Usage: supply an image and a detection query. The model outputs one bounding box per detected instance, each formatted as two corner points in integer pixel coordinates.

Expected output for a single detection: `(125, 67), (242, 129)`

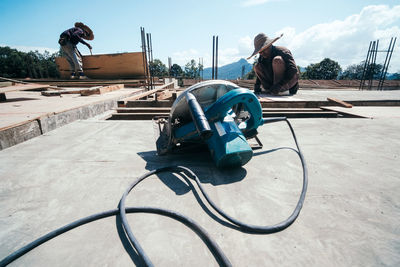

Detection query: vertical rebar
(212, 36), (215, 80)
(149, 33), (153, 62)
(168, 57), (172, 77)
(146, 33), (154, 89)
(215, 36), (218, 80)
(140, 27), (149, 90)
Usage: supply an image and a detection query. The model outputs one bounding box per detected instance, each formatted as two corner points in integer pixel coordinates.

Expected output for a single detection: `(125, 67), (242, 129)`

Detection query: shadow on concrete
(115, 214), (144, 266)
(137, 149), (247, 189)
(135, 149), (251, 233)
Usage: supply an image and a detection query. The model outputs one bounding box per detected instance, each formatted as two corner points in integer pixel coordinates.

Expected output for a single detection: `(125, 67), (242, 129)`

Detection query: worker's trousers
(61, 42), (83, 73)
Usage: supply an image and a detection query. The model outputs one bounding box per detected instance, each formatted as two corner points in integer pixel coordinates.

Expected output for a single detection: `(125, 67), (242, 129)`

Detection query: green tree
(303, 58), (342, 80)
(244, 58), (257, 80)
(0, 46), (60, 78)
(184, 59), (199, 78)
(170, 63), (183, 77)
(392, 72), (400, 80)
(149, 59), (168, 77)
(198, 61), (204, 79)
(339, 61), (382, 80)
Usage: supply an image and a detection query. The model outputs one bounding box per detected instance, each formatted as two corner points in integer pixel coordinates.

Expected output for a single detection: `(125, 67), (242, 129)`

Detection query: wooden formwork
(55, 52), (148, 79)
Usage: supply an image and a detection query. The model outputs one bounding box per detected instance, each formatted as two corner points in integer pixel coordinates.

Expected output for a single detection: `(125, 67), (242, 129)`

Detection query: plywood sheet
(55, 52), (148, 79)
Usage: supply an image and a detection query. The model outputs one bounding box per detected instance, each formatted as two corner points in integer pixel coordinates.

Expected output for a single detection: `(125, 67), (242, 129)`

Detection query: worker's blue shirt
(60, 27), (85, 46)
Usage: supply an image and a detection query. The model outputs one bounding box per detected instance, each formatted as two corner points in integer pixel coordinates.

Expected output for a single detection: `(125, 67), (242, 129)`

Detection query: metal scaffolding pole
(359, 41), (372, 90)
(146, 33), (154, 89)
(215, 36), (218, 80)
(378, 37), (397, 90)
(140, 27), (150, 90)
(368, 40), (379, 90)
(212, 36), (215, 80)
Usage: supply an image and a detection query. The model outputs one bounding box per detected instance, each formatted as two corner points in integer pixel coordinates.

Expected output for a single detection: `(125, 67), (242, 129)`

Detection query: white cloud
(0, 45), (58, 54)
(241, 0), (280, 7)
(172, 40), (253, 68)
(171, 5), (400, 72)
(171, 49), (200, 66)
(275, 5), (400, 72)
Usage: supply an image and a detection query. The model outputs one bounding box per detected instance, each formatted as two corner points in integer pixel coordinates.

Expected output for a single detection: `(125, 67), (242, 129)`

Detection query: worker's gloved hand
(87, 44), (92, 50)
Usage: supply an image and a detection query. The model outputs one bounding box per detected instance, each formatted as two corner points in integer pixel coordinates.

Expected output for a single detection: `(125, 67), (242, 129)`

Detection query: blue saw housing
(156, 80), (266, 168)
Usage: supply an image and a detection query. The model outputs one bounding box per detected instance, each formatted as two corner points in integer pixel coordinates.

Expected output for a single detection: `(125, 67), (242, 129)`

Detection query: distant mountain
(202, 58), (253, 80)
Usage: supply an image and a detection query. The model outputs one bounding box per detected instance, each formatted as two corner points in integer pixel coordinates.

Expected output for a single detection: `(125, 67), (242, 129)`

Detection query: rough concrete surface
(0, 116), (399, 266)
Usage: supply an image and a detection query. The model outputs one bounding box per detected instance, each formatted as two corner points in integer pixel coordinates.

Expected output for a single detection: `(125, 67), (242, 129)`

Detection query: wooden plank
(41, 84), (124, 96)
(327, 97), (353, 108)
(55, 52), (148, 79)
(122, 100), (174, 108)
(262, 111), (338, 118)
(41, 88), (83, 96)
(115, 107), (325, 113)
(116, 107), (171, 113)
(0, 83), (50, 93)
(120, 82), (175, 103)
(80, 84), (124, 96)
(108, 113), (170, 120)
(109, 110), (338, 120)
(321, 107), (368, 118)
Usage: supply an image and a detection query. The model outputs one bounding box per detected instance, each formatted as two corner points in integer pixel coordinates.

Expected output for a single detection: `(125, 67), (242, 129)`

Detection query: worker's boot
(78, 72), (88, 80)
(70, 72), (76, 79)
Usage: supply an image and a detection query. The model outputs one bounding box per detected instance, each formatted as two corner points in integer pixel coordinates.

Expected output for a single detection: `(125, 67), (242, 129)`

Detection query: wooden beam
(80, 84), (124, 96)
(42, 84), (124, 96)
(327, 97), (353, 108)
(41, 88), (83, 96)
(55, 52), (148, 79)
(119, 82), (175, 103)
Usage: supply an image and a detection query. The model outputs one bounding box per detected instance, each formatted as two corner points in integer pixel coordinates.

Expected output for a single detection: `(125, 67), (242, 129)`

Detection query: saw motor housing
(155, 80), (266, 168)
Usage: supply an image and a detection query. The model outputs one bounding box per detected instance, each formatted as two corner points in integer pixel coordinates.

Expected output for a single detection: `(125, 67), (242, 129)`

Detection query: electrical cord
(0, 118), (307, 267)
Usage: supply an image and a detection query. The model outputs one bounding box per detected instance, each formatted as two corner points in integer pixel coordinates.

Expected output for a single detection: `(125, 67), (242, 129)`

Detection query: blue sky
(0, 0), (399, 72)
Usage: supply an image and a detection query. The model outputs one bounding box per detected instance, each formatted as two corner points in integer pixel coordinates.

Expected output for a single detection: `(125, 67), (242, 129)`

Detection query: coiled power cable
(1, 118), (307, 267)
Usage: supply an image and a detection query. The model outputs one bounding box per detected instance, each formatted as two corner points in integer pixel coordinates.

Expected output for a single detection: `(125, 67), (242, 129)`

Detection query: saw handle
(186, 92), (213, 140)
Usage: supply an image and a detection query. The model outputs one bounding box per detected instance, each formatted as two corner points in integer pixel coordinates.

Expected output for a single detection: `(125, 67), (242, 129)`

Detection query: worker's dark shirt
(255, 45), (298, 90)
(60, 27), (85, 46)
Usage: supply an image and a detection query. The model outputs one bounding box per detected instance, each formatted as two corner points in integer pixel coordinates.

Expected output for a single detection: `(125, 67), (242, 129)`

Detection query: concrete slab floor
(0, 117), (399, 266)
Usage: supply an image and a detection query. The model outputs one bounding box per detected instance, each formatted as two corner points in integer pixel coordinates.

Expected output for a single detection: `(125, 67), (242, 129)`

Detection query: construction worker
(58, 22), (94, 79)
(248, 33), (299, 95)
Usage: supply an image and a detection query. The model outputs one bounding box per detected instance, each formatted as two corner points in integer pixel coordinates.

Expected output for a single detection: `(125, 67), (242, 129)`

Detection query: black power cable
(0, 118), (307, 267)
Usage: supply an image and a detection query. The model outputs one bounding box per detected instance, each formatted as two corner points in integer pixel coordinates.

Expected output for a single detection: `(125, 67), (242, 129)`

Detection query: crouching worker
(58, 22), (94, 79)
(248, 33), (299, 95)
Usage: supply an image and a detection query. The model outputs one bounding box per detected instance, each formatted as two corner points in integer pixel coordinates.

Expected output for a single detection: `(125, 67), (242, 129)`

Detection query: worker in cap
(248, 33), (299, 95)
(58, 22), (94, 79)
